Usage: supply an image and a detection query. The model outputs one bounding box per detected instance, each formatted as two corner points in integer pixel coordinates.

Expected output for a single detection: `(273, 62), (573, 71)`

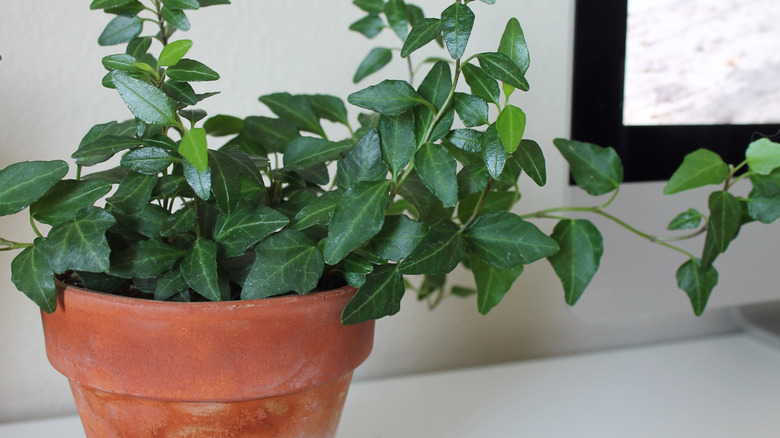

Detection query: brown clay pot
(40, 283), (375, 438)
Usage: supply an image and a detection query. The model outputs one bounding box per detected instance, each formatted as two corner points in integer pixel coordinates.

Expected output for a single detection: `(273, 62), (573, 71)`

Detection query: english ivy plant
(1, 0), (779, 323)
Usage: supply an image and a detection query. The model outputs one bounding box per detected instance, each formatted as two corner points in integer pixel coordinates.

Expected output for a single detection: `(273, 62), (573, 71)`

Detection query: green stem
(462, 178), (494, 230)
(0, 237), (32, 251)
(29, 214), (43, 239)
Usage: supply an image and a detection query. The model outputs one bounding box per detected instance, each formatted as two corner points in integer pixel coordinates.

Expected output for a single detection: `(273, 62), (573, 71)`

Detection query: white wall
(2, 0), (775, 423)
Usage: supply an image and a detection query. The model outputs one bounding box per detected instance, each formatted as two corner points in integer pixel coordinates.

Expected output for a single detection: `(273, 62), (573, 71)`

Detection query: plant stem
(462, 179), (494, 230)
(0, 237), (32, 251)
(29, 214), (43, 238)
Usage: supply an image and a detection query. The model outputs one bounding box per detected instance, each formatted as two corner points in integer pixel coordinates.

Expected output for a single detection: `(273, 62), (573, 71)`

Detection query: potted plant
(2, 0), (779, 436)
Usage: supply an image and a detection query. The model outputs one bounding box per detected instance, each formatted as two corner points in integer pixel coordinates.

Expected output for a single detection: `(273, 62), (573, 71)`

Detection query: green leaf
(384, 0), (409, 40)
(44, 207), (116, 273)
(208, 149), (242, 213)
(91, 0), (136, 9)
(161, 207), (197, 237)
(290, 191), (342, 230)
(154, 269), (189, 301)
(368, 214), (428, 261)
(158, 39), (193, 67)
(336, 129), (386, 188)
(180, 238), (223, 301)
(243, 229), (324, 299)
(120, 147), (174, 175)
(397, 172), (453, 225)
(183, 158), (211, 200)
(472, 255), (523, 315)
(342, 264), (405, 325)
(166, 59), (220, 82)
(213, 203), (289, 258)
(161, 81), (198, 106)
(259, 92), (325, 137)
(495, 105), (526, 153)
(498, 17), (530, 75)
(441, 3), (474, 59)
(111, 72), (178, 125)
(72, 135), (143, 166)
(98, 14), (143, 46)
(417, 60), (452, 111)
(398, 219), (465, 275)
(244, 116), (300, 153)
(482, 124), (507, 179)
(304, 94), (350, 126)
(354, 0), (385, 13)
(342, 253), (374, 288)
(379, 112), (416, 179)
(465, 212), (559, 268)
(284, 137), (354, 170)
(415, 142), (458, 207)
(349, 14), (385, 39)
(163, 0), (199, 8)
(203, 114), (243, 136)
(324, 180), (392, 264)
(12, 238), (56, 313)
(457, 190), (516, 224)
(664, 149), (729, 195)
(457, 164), (490, 200)
(179, 127), (208, 171)
(104, 1), (145, 15)
(461, 63), (500, 106)
(476, 52), (529, 91)
(0, 161), (68, 216)
(348, 80), (428, 116)
(514, 139), (546, 186)
(668, 209), (704, 230)
(160, 6), (190, 31)
(105, 171), (156, 214)
(110, 239), (186, 279)
(108, 203), (170, 239)
(553, 138), (623, 196)
(547, 219), (603, 306)
(453, 93), (489, 127)
(747, 189), (780, 224)
(401, 18), (442, 58)
(746, 138), (780, 175)
(446, 128), (483, 153)
(101, 54), (142, 73)
(750, 167), (780, 197)
(30, 180), (112, 226)
(126, 36), (152, 58)
(708, 191), (742, 254)
(677, 259), (718, 316)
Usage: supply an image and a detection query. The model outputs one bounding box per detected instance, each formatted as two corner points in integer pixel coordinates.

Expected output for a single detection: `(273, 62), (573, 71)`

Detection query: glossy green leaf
(441, 3), (474, 59)
(183, 158), (211, 200)
(461, 63), (500, 106)
(398, 219), (465, 275)
(259, 92), (325, 137)
(101, 54), (142, 73)
(401, 18), (442, 58)
(44, 207), (115, 273)
(163, 0), (200, 8)
(304, 94), (350, 126)
(447, 129), (483, 153)
(91, 0), (135, 9)
(11, 238), (56, 313)
(126, 36), (152, 58)
(677, 259), (718, 316)
(179, 127), (208, 171)
(154, 269), (189, 301)
(110, 239), (186, 278)
(341, 254), (374, 288)
(348, 80), (428, 116)
(166, 59), (220, 82)
(397, 172), (453, 225)
(243, 229), (324, 299)
(208, 149), (242, 213)
(746, 138), (780, 175)
(244, 116), (299, 153)
(161, 207), (197, 237)
(0, 161), (68, 216)
(108, 203), (170, 239)
(350, 14), (385, 39)
(747, 189), (780, 224)
(472, 255), (523, 315)
(750, 167), (780, 197)
(708, 191), (742, 254)
(336, 129), (386, 188)
(30, 180), (112, 226)
(514, 139), (546, 186)
(465, 212), (558, 268)
(453, 93), (489, 127)
(415, 142), (458, 207)
(417, 60), (452, 111)
(495, 105), (526, 153)
(291, 191), (342, 230)
(379, 112), (416, 179)
(120, 147), (174, 175)
(283, 137), (354, 170)
(158, 39), (193, 67)
(476, 52), (529, 91)
(161, 81), (198, 106)
(98, 14), (143, 46)
(105, 171), (156, 214)
(180, 238), (222, 301)
(498, 18), (530, 75)
(553, 138), (623, 196)
(547, 219), (603, 306)
(342, 264), (404, 325)
(668, 209), (704, 230)
(457, 164), (490, 200)
(160, 6), (190, 31)
(368, 214), (428, 261)
(354, 0), (385, 13)
(111, 72), (178, 125)
(72, 135), (142, 166)
(384, 0), (409, 40)
(104, 1), (145, 14)
(664, 149), (729, 195)
(214, 203), (289, 258)
(203, 114), (243, 136)
(482, 124), (507, 179)
(324, 180), (392, 264)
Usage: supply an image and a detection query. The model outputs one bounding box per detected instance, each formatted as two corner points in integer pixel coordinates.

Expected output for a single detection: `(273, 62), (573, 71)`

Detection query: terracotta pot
(41, 283), (374, 438)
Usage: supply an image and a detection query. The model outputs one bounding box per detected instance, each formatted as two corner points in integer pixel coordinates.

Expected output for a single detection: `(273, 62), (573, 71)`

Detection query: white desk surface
(3, 332), (780, 437)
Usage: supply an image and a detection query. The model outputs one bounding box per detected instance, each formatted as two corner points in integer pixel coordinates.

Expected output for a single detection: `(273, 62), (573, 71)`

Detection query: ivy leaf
(342, 264), (405, 325)
(677, 259), (718, 316)
(348, 80), (429, 116)
(0, 161), (68, 216)
(283, 137), (354, 170)
(379, 112), (417, 179)
(160, 6), (190, 31)
(447, 129), (483, 153)
(354, 0), (386, 14)
(30, 180), (112, 226)
(401, 18), (442, 58)
(415, 142), (458, 207)
(110, 239), (186, 279)
(553, 138), (623, 196)
(11, 238), (57, 313)
(746, 138), (780, 175)
(244, 116), (300, 153)
(354, 48), (393, 83)
(453, 93), (489, 127)
(166, 59), (220, 82)
(397, 172), (453, 225)
(105, 171), (156, 214)
(483, 124), (507, 179)
(368, 214), (429, 261)
(465, 212), (558, 269)
(158, 39), (193, 67)
(336, 129), (386, 189)
(154, 269), (189, 301)
(441, 3), (474, 59)
(664, 149), (729, 195)
(72, 135), (143, 166)
(162, 0), (200, 9)
(101, 54), (142, 73)
(108, 203), (170, 239)
(213, 203), (289, 258)
(384, 0), (409, 41)
(259, 92), (325, 137)
(91, 0), (136, 9)
(98, 14), (143, 46)
(471, 255), (523, 315)
(547, 219), (604, 306)
(398, 219), (465, 275)
(461, 63), (500, 106)
(350, 14), (385, 39)
(180, 238), (222, 301)
(242, 230), (324, 299)
(747, 189), (780, 224)
(111, 72), (178, 126)
(291, 191), (342, 231)
(668, 209), (704, 230)
(179, 127), (208, 171)
(208, 149), (242, 213)
(324, 181), (393, 264)
(120, 147), (174, 175)
(457, 164), (490, 200)
(476, 52), (529, 91)
(44, 207), (116, 273)
(183, 158), (212, 200)
(498, 17), (530, 75)
(513, 139), (546, 186)
(495, 105), (526, 153)
(708, 191), (742, 254)
(204, 114), (243, 136)
(304, 94), (350, 126)
(161, 207), (197, 237)
(161, 81), (198, 106)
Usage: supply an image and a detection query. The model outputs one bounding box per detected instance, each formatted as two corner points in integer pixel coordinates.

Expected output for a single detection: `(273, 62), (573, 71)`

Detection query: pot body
(41, 283), (374, 438)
